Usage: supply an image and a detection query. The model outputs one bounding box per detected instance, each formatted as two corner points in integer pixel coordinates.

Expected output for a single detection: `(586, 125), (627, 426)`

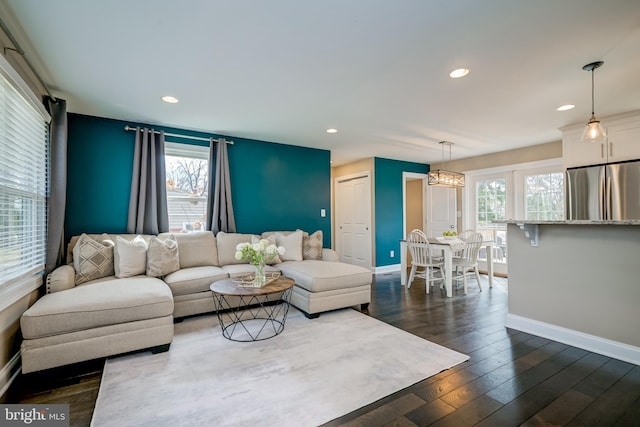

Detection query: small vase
(253, 262), (266, 287)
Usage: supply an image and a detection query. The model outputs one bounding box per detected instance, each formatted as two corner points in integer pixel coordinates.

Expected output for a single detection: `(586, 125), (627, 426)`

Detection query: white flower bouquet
(234, 239), (285, 265)
(235, 239), (286, 286)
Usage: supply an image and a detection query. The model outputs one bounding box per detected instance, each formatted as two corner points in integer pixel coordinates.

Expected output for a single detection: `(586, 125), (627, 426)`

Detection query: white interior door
(336, 174), (372, 269)
(425, 185), (457, 237)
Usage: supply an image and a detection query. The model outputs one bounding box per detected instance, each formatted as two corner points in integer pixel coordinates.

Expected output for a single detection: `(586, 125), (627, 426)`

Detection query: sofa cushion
(73, 233), (115, 285)
(216, 232), (257, 265)
(146, 235), (180, 277)
(114, 235), (148, 278)
(278, 260), (372, 293)
(20, 277), (173, 339)
(303, 230), (323, 260)
(275, 230), (304, 261)
(163, 266), (229, 296)
(165, 231), (218, 268)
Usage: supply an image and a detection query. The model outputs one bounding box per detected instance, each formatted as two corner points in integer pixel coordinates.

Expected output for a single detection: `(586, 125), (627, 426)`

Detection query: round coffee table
(210, 276), (295, 342)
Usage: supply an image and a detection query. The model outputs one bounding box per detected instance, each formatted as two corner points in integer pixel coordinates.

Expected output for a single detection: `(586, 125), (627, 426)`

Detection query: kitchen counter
(504, 222), (640, 364)
(503, 219), (640, 225)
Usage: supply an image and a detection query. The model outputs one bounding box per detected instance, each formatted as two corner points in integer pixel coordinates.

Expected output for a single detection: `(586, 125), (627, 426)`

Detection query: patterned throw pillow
(146, 235), (180, 277)
(73, 233), (115, 285)
(303, 230), (323, 260)
(114, 235), (148, 278)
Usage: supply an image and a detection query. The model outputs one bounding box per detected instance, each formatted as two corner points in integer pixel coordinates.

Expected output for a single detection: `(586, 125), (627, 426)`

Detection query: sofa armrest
(46, 265), (76, 294)
(322, 248), (339, 262)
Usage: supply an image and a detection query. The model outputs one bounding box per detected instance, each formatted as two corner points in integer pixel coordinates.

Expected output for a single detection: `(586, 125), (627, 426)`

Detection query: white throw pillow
(146, 234), (180, 277)
(114, 235), (148, 278)
(275, 230), (303, 261)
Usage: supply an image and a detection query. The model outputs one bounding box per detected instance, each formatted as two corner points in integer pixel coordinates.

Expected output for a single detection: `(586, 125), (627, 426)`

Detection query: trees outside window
(164, 143), (209, 232)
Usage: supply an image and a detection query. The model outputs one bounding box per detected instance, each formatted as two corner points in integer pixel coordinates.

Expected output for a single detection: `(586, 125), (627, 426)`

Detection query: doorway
(402, 172), (457, 238)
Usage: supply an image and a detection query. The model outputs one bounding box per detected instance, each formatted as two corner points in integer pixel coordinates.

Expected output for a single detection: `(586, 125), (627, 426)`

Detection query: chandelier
(427, 141), (465, 188)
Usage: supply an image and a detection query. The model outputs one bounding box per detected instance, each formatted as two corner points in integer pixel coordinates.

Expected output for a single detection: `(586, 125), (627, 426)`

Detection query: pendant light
(581, 61), (606, 143)
(427, 141), (465, 187)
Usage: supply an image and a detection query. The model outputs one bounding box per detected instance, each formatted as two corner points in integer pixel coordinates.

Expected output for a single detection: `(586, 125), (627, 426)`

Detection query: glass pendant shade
(427, 169), (465, 187)
(581, 61), (606, 143)
(581, 115), (607, 143)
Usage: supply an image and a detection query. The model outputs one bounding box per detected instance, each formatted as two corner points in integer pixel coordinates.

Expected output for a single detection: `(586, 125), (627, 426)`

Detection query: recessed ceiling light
(556, 104), (575, 111)
(449, 68), (470, 78)
(326, 128), (338, 134)
(161, 95), (179, 104)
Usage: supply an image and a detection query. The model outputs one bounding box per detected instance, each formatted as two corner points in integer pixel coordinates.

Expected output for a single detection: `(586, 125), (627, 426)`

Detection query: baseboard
(0, 352), (21, 400)
(374, 264), (400, 274)
(506, 313), (640, 365)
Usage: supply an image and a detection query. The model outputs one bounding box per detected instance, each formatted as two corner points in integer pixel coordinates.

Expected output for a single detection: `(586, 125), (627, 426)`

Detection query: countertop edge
(501, 219), (640, 225)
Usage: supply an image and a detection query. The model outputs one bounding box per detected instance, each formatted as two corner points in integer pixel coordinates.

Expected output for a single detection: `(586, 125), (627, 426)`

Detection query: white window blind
(0, 55), (49, 304)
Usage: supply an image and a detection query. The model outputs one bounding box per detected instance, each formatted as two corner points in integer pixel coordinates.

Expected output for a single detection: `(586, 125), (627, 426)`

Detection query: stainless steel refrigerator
(566, 160), (640, 220)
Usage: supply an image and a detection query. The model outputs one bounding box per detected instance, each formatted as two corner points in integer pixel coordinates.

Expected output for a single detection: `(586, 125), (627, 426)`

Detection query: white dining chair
(406, 229), (444, 294)
(451, 231), (483, 294)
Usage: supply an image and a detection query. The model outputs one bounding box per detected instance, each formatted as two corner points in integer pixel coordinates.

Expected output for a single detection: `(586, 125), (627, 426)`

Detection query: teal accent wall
(374, 157), (429, 267)
(66, 114), (331, 246)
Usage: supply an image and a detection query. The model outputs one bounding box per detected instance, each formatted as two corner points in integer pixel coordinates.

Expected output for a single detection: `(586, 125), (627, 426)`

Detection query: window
(475, 177), (508, 263)
(476, 178), (507, 227)
(524, 172), (564, 220)
(465, 160), (564, 275)
(0, 55), (50, 305)
(164, 142), (209, 232)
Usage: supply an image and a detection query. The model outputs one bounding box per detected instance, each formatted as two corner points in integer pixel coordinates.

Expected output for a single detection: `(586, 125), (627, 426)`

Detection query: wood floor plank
(335, 393), (426, 427)
(429, 394), (504, 427)
(566, 366), (640, 427)
(520, 389), (594, 427)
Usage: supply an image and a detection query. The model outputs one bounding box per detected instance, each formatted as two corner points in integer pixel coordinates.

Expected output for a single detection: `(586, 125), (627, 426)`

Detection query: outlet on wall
(390, 250), (395, 258)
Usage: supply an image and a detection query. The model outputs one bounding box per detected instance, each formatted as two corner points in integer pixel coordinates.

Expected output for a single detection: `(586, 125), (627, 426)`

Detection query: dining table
(400, 237), (494, 297)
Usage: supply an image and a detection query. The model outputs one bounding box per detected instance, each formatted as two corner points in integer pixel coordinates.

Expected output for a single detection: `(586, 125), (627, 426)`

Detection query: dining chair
(457, 229), (479, 242)
(406, 229), (444, 294)
(451, 229), (477, 260)
(451, 231), (483, 294)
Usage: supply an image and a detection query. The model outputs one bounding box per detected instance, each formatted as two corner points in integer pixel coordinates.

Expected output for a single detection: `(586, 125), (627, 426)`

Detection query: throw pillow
(275, 229), (303, 261)
(73, 233), (115, 285)
(251, 235), (281, 264)
(303, 230), (323, 260)
(167, 231), (218, 268)
(146, 234), (180, 277)
(216, 231), (257, 265)
(114, 235), (148, 278)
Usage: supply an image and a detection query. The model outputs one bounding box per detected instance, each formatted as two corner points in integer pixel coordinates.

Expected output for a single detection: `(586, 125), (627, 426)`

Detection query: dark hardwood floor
(6, 272), (640, 426)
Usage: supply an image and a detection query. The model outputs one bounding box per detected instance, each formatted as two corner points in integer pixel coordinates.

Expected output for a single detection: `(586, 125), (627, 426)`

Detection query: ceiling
(3, 0), (640, 166)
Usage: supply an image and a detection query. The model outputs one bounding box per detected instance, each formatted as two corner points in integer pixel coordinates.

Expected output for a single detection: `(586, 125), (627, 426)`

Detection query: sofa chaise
(20, 230), (372, 373)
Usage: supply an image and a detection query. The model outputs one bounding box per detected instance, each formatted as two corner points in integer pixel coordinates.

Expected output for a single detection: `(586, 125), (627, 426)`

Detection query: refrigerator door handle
(605, 175), (611, 220)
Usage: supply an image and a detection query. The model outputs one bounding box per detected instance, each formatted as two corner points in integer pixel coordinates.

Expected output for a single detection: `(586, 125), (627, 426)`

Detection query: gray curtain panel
(45, 97), (67, 272)
(206, 138), (236, 233)
(127, 128), (169, 234)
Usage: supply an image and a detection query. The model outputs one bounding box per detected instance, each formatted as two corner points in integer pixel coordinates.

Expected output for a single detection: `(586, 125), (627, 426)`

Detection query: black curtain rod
(123, 125), (233, 144)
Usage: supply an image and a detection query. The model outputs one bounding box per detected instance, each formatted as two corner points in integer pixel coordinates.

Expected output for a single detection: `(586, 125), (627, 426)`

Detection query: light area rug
(91, 308), (468, 427)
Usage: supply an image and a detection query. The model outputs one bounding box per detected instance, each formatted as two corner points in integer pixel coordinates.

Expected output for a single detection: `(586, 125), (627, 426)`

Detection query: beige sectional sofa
(20, 230), (371, 373)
